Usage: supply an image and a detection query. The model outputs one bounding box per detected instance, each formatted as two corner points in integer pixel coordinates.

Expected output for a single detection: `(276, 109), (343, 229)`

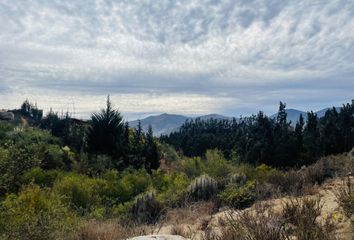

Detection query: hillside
(130, 107), (341, 136)
(129, 113), (231, 136)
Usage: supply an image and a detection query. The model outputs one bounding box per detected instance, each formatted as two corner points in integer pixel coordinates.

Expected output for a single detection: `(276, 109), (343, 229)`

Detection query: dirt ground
(150, 177), (353, 240)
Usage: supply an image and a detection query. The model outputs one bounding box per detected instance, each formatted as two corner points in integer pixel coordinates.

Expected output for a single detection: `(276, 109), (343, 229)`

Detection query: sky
(0, 0), (354, 120)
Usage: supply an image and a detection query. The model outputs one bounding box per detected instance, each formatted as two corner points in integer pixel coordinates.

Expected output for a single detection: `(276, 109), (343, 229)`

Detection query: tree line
(161, 101), (354, 168)
(21, 96), (160, 173)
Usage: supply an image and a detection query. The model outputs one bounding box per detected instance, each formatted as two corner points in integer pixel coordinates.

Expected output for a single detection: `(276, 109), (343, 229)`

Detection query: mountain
(195, 114), (232, 121)
(271, 107), (342, 125)
(129, 113), (231, 136)
(129, 113), (188, 136)
(130, 107), (342, 136)
(271, 109), (307, 125)
(316, 107), (341, 118)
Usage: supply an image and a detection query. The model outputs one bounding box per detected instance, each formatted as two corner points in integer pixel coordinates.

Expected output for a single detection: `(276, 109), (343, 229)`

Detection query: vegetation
(162, 101), (354, 168)
(0, 98), (353, 239)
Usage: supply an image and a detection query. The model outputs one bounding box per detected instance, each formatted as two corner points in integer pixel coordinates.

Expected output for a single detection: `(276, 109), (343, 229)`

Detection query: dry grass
(335, 177), (354, 218)
(76, 221), (152, 240)
(201, 198), (338, 240)
(163, 201), (215, 226)
(282, 197), (337, 240)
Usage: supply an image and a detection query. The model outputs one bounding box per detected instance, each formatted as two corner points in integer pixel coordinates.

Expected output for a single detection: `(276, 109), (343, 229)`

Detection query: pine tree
(145, 125), (160, 171)
(303, 111), (320, 165)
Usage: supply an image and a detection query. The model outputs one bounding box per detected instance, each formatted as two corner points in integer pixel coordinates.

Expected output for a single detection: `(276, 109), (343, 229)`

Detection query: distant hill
(316, 107), (341, 118)
(130, 107), (342, 136)
(129, 113), (189, 136)
(270, 109), (307, 125)
(195, 114), (232, 121)
(129, 113), (231, 136)
(271, 107), (341, 125)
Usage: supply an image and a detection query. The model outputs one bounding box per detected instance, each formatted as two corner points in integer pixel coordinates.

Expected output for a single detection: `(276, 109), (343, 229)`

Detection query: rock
(129, 235), (187, 240)
(0, 111), (14, 121)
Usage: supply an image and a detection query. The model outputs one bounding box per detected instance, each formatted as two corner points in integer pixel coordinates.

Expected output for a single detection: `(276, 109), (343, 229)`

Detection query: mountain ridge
(129, 107), (341, 136)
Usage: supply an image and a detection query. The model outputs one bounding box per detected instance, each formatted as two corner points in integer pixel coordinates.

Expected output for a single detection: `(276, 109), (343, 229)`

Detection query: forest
(0, 98), (353, 240)
(162, 101), (354, 168)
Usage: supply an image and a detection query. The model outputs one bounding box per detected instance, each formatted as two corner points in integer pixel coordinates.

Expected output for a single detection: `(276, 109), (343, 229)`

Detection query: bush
(0, 185), (77, 240)
(0, 122), (14, 142)
(131, 191), (164, 224)
(158, 143), (180, 164)
(53, 174), (105, 214)
(41, 144), (68, 170)
(152, 170), (190, 206)
(204, 149), (234, 182)
(282, 198), (337, 240)
(335, 177), (354, 218)
(218, 180), (256, 209)
(179, 156), (206, 179)
(21, 167), (65, 187)
(187, 175), (218, 201)
(0, 144), (42, 195)
(119, 169), (151, 197)
(220, 203), (288, 240)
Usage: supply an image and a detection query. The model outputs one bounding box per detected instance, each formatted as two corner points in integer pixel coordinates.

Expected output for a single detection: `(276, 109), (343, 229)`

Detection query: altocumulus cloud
(0, 0), (354, 119)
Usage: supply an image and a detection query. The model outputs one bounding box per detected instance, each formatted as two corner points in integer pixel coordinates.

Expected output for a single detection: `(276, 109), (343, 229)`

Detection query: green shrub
(41, 144), (68, 169)
(0, 185), (77, 240)
(158, 143), (180, 164)
(254, 164), (279, 183)
(101, 170), (135, 205)
(21, 167), (65, 187)
(218, 180), (256, 209)
(0, 122), (14, 142)
(53, 174), (105, 214)
(204, 149), (234, 182)
(152, 170), (190, 206)
(119, 168), (151, 197)
(0, 144), (42, 195)
(179, 156), (206, 179)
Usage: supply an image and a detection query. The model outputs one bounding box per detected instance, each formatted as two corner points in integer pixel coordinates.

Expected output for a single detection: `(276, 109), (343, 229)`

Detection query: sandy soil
(150, 177), (353, 240)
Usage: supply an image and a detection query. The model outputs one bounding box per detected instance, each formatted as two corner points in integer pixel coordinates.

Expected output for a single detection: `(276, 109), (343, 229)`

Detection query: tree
(87, 96), (125, 161)
(144, 125), (160, 171)
(303, 111), (320, 165)
(131, 120), (145, 168)
(294, 114), (304, 162)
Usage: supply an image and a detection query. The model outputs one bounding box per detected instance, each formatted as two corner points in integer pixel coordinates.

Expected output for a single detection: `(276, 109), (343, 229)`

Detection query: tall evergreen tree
(303, 111), (320, 165)
(87, 96), (125, 161)
(145, 125), (160, 171)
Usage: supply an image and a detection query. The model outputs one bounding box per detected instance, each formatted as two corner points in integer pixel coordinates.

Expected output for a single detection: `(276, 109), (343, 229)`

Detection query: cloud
(0, 0), (353, 119)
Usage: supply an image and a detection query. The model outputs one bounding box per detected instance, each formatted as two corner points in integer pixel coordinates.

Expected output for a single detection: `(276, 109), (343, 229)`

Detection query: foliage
(187, 174), (218, 201)
(131, 191), (164, 224)
(218, 180), (256, 209)
(158, 142), (180, 164)
(204, 149), (234, 182)
(152, 170), (190, 206)
(0, 144), (42, 194)
(0, 185), (77, 240)
(21, 167), (65, 188)
(179, 156), (206, 179)
(162, 101), (354, 168)
(53, 174), (105, 214)
(20, 99), (43, 122)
